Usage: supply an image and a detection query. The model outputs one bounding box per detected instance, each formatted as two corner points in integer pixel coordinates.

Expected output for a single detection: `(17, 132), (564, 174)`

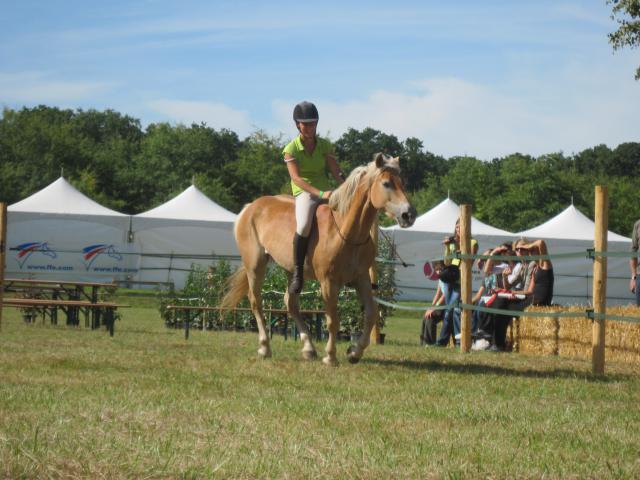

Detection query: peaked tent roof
(8, 177), (126, 216)
(135, 185), (237, 222)
(390, 198), (512, 236)
(515, 205), (630, 242)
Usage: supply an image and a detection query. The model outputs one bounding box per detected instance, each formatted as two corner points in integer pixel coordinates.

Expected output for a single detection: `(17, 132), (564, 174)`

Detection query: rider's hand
(322, 190), (332, 200)
(630, 277), (636, 294)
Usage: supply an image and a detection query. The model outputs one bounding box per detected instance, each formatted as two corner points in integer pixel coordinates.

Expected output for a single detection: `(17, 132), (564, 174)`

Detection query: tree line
(1, 105), (639, 236)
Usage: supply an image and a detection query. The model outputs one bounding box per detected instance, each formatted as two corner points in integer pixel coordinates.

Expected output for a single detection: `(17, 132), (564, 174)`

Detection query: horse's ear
(389, 156), (401, 171)
(374, 152), (385, 168)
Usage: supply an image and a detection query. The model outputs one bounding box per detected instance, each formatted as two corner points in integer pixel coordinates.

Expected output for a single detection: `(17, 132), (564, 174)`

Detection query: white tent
(516, 205), (629, 242)
(130, 185), (239, 289)
(514, 205), (632, 306)
(6, 177), (135, 281)
(390, 197), (513, 237)
(387, 198), (513, 301)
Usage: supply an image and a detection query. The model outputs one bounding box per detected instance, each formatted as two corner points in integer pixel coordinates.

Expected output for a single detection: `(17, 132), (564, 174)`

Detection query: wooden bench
(4, 278), (119, 327)
(165, 305), (326, 341)
(2, 298), (129, 336)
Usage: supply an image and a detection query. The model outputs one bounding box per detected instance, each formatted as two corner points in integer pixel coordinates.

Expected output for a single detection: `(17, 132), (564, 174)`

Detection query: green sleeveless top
(283, 135), (334, 196)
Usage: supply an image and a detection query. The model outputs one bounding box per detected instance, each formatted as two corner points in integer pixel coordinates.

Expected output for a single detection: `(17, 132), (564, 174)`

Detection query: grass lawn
(1, 297), (639, 479)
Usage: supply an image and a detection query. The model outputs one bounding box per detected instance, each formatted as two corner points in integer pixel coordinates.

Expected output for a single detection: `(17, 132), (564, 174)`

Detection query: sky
(1, 0), (639, 160)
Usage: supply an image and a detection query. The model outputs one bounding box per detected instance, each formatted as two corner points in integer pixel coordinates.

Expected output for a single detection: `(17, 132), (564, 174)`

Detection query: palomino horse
(220, 153), (416, 365)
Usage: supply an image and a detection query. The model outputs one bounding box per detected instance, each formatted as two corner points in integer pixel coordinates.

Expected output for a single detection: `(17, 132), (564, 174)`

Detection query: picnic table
(2, 278), (124, 332)
(165, 304), (326, 341)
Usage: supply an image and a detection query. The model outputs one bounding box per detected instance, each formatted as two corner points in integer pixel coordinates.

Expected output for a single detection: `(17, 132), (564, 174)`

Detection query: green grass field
(1, 297), (639, 479)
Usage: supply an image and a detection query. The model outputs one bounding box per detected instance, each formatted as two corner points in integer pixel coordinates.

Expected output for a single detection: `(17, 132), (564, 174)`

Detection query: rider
(283, 101), (345, 294)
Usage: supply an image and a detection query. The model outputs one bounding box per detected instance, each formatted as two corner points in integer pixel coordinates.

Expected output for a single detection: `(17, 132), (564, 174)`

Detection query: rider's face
(298, 121), (317, 139)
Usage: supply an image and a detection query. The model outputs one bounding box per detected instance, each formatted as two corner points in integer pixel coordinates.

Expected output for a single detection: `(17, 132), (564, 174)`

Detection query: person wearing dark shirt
(486, 239), (554, 351)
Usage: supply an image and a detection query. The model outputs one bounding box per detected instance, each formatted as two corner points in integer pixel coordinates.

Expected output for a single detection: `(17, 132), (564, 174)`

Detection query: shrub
(159, 235), (399, 338)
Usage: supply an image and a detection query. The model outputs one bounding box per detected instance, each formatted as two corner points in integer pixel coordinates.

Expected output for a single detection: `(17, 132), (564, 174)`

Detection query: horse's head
(370, 153), (416, 228)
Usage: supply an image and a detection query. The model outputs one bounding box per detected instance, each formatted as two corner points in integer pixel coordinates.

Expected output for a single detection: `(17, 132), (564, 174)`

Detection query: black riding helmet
(293, 101), (319, 123)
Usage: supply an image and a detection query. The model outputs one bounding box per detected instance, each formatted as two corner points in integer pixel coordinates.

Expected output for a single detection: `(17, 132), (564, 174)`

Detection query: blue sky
(1, 0), (638, 159)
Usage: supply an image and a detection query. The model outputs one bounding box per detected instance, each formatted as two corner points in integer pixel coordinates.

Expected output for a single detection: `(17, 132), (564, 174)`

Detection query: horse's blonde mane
(328, 161), (379, 216)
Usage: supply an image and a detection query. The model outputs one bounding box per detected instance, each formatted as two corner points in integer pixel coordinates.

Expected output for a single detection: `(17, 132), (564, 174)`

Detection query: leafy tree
(399, 137), (448, 191)
(193, 174), (239, 214)
(571, 144), (613, 178)
(224, 130), (288, 203)
(608, 0), (640, 79)
(334, 127), (403, 173)
(608, 176), (639, 235)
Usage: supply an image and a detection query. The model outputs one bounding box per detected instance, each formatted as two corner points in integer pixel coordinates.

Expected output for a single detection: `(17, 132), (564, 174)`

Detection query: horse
(220, 153), (416, 365)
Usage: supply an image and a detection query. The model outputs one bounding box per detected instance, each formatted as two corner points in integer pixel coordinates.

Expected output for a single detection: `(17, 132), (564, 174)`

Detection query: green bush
(160, 237), (398, 338)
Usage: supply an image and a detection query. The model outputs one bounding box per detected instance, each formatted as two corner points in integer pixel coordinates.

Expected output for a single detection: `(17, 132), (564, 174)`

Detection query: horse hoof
(347, 354), (361, 364)
(322, 356), (338, 367)
(257, 347), (272, 358)
(346, 345), (361, 364)
(302, 349), (317, 360)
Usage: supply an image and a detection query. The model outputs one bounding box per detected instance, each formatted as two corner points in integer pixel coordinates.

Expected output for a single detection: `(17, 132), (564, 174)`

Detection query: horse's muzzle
(399, 205), (417, 228)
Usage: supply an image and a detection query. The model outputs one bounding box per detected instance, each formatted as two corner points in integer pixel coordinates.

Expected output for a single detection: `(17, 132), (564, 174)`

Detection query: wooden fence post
(0, 203), (6, 332)
(592, 186), (608, 375)
(460, 205), (472, 353)
(369, 217), (380, 344)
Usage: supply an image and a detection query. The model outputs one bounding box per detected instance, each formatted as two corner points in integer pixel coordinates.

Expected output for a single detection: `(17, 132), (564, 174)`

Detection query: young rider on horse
(283, 101), (345, 295)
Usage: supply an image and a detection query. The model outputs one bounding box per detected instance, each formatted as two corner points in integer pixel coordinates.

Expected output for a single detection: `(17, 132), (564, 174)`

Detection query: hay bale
(603, 305), (640, 365)
(515, 305), (640, 365)
(518, 305), (562, 356)
(557, 306), (592, 361)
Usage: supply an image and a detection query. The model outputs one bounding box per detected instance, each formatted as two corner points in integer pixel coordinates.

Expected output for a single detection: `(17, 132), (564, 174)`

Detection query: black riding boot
(289, 233), (309, 294)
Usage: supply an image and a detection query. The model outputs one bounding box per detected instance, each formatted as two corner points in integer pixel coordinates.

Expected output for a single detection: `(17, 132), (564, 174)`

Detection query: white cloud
(147, 99), (253, 134)
(0, 72), (114, 104)
(273, 64), (640, 160)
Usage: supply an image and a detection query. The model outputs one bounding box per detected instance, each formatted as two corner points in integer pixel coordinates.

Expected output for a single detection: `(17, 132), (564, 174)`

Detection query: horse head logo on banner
(82, 244), (123, 271)
(12, 241), (58, 268)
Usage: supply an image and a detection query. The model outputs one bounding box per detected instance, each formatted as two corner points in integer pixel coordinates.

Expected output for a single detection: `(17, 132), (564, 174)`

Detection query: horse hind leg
(284, 286), (317, 360)
(320, 281), (340, 366)
(246, 253), (271, 358)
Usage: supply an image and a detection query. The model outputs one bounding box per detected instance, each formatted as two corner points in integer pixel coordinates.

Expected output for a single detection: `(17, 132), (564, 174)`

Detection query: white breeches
(295, 191), (321, 237)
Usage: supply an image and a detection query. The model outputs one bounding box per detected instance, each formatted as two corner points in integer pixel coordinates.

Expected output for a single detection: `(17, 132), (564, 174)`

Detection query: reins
(329, 209), (372, 247)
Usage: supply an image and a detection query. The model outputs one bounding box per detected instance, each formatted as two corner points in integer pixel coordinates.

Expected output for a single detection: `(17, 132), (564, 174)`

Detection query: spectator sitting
(501, 238), (537, 291)
(469, 249), (496, 343)
(470, 245), (516, 350)
(486, 239), (554, 351)
(421, 261), (445, 346)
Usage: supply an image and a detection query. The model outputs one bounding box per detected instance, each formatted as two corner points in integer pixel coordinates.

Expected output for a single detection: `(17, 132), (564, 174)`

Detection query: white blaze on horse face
(375, 171), (416, 228)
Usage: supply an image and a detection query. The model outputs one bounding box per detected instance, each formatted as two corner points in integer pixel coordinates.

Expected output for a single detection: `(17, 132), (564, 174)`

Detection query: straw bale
(556, 306), (591, 361)
(515, 305), (640, 365)
(603, 305), (640, 365)
(517, 306), (562, 356)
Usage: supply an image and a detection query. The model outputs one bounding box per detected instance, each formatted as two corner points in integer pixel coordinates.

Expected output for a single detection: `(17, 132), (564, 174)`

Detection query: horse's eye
(382, 180), (393, 189)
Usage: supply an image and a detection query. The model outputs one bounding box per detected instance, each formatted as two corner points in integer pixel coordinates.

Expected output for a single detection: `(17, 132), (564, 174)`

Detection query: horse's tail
(219, 266), (249, 313)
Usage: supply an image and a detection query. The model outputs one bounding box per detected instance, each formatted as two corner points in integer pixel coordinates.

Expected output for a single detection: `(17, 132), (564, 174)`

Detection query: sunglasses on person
(516, 247), (528, 252)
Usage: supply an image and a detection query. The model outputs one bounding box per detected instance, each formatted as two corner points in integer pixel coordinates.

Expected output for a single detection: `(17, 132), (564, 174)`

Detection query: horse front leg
(320, 282), (340, 366)
(284, 288), (317, 360)
(347, 275), (378, 364)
